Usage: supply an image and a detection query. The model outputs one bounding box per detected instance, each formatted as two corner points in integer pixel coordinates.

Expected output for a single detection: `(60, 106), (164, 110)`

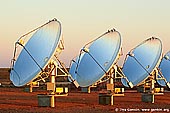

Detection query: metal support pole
(88, 87), (91, 93)
(110, 65), (117, 105)
(150, 71), (156, 103)
(151, 71), (156, 94)
(30, 82), (33, 93)
(151, 78), (155, 103)
(50, 65), (56, 107)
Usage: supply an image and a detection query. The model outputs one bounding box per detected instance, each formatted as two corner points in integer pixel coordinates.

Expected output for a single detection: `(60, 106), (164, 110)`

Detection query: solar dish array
(69, 29), (121, 87)
(122, 38), (162, 87)
(10, 19), (62, 86)
(10, 18), (170, 89)
(69, 33), (169, 88)
(157, 51), (170, 86)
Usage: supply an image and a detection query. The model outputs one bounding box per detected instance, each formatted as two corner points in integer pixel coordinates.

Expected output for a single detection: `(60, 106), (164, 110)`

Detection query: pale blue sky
(0, 0), (170, 67)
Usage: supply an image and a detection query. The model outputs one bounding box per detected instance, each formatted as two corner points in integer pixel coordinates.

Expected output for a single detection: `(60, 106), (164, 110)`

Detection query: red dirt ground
(0, 87), (170, 113)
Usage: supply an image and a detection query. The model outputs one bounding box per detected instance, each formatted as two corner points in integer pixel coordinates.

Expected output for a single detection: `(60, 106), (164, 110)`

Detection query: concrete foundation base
(37, 94), (53, 107)
(141, 93), (154, 103)
(99, 93), (114, 105)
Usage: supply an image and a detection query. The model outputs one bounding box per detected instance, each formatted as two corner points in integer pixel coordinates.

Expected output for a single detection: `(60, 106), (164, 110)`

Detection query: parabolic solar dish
(122, 37), (162, 87)
(10, 19), (61, 86)
(157, 51), (170, 86)
(69, 29), (121, 87)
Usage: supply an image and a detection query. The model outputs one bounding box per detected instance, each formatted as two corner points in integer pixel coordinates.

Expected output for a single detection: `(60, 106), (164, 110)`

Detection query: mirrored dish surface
(10, 20), (61, 86)
(122, 38), (162, 87)
(69, 30), (121, 87)
(157, 51), (170, 86)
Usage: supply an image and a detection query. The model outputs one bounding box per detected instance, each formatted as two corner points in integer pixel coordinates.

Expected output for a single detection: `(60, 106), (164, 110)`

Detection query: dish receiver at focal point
(10, 19), (62, 86)
(122, 37), (162, 87)
(69, 29), (121, 87)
